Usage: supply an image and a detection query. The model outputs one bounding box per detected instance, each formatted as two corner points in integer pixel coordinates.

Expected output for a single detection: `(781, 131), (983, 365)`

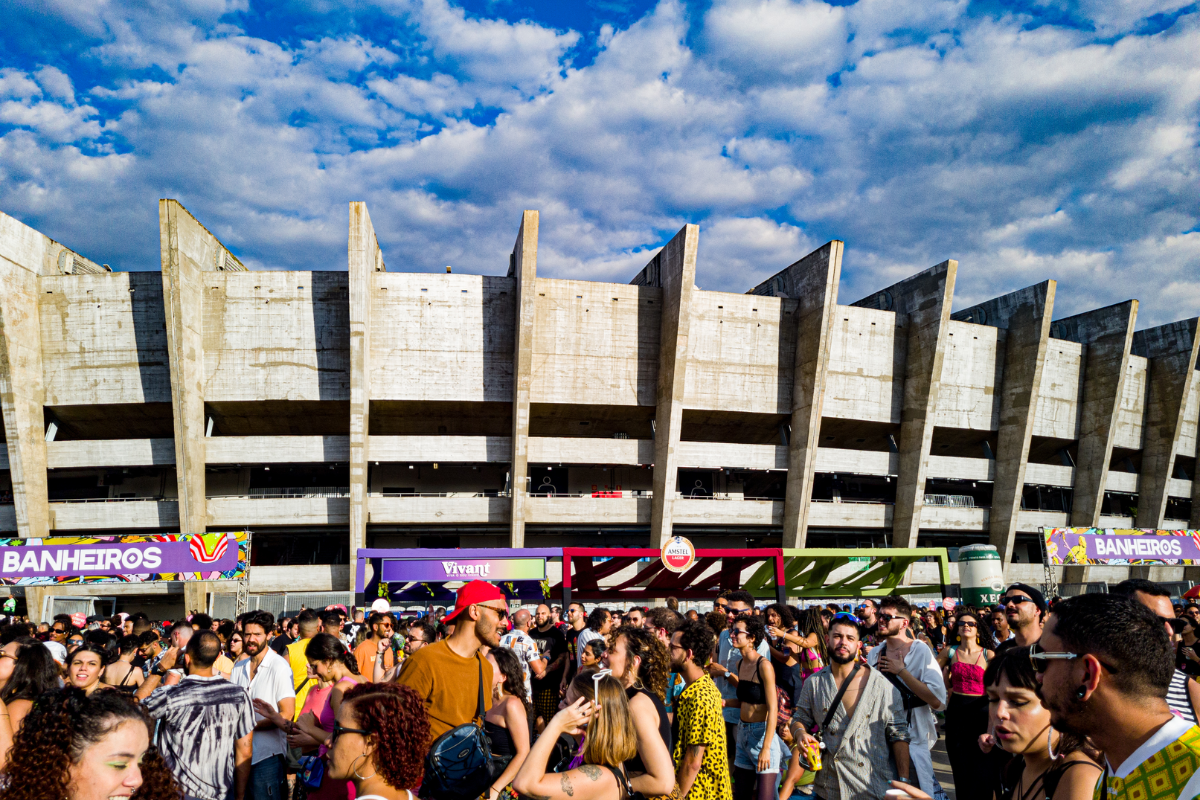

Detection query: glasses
(332, 723), (370, 741)
(404, 635), (425, 643)
(592, 668), (612, 700)
(480, 604), (509, 622)
(1028, 642), (1119, 674)
(876, 613), (900, 624)
(1002, 596), (1033, 606)
(957, 621), (977, 629)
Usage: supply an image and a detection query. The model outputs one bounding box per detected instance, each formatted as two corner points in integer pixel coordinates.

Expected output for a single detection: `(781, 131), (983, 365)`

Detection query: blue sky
(1, 0), (1198, 325)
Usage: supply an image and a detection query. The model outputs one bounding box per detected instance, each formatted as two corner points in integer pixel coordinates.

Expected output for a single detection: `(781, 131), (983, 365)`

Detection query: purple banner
(1081, 533), (1198, 561)
(381, 557), (545, 583)
(0, 536), (238, 579)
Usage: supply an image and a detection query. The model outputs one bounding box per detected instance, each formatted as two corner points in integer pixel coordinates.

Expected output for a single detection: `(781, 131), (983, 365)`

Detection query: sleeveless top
(950, 648), (986, 695)
(318, 677), (360, 757)
(799, 647), (825, 683)
(1167, 669), (1199, 725)
(624, 687), (671, 776)
(736, 656), (768, 705)
(998, 755), (1100, 800)
(485, 719), (515, 758)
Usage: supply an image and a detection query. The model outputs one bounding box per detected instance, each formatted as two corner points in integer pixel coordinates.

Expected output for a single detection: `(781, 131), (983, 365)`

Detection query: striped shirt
(1168, 670), (1198, 725)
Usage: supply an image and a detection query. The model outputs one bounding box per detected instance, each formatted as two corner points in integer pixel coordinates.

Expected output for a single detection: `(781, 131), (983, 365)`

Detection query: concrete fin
(747, 240), (844, 299)
(951, 281), (1054, 330)
(509, 211), (539, 549)
(348, 202), (382, 591)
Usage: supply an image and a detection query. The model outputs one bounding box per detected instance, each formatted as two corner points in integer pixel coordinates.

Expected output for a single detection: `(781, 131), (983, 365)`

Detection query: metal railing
(924, 494), (977, 508)
(374, 491), (508, 498)
(51, 496), (169, 503)
(810, 498), (894, 505)
(673, 492), (780, 501)
(246, 487), (348, 498)
(525, 490), (652, 498)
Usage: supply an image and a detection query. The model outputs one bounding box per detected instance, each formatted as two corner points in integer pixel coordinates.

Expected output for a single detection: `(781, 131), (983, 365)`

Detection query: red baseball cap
(443, 580), (507, 623)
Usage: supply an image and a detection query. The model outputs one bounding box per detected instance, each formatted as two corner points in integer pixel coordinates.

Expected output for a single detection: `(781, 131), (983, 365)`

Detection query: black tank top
(484, 720), (515, 758)
(736, 656), (768, 705)
(624, 687), (671, 776)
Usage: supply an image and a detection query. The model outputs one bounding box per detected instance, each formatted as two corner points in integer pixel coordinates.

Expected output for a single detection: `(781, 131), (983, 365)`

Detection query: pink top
(949, 649), (986, 695)
(317, 677), (360, 757)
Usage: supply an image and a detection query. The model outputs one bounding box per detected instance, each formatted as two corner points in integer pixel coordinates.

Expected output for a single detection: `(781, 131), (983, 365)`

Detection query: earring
(1047, 730), (1060, 760)
(1076, 685), (1087, 698)
(351, 753), (376, 781)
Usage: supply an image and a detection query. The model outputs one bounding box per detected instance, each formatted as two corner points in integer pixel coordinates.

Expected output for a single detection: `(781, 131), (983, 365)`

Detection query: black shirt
(625, 686), (671, 777)
(529, 624), (567, 689)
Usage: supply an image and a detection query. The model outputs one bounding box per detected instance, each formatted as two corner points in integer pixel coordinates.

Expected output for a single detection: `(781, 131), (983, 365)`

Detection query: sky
(1, 0), (1198, 327)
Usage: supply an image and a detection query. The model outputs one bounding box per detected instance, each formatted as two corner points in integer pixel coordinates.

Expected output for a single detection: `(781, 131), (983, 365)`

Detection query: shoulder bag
(809, 661), (862, 765)
(422, 656), (498, 800)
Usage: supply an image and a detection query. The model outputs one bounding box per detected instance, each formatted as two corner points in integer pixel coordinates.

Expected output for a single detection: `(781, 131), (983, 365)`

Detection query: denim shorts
(734, 720), (785, 773)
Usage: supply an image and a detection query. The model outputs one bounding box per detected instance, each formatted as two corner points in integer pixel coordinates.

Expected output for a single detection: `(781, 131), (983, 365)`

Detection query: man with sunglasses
(1033, 593), (1200, 800)
(867, 596), (946, 799)
(396, 579), (506, 742)
(993, 583), (1046, 656)
(1111, 579), (1200, 726)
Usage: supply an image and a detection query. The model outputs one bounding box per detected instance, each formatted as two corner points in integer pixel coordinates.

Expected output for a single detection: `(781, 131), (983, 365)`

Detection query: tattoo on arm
(578, 765), (602, 781)
(560, 773), (575, 797)
(687, 744), (706, 759)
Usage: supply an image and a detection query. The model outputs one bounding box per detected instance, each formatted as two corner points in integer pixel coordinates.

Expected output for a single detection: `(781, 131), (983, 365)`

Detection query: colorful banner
(0, 532), (249, 585)
(1043, 528), (1200, 566)
(380, 557), (545, 583)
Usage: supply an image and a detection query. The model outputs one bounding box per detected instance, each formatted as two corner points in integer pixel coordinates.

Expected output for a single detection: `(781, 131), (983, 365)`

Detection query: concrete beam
(749, 241), (842, 547)
(1132, 318), (1199, 528)
(509, 211), (539, 548)
(161, 201), (239, 535)
(0, 211), (52, 537)
(633, 225), (699, 546)
(852, 260), (957, 548)
(1051, 301), (1139, 527)
(956, 281), (1056, 561)
(348, 202), (384, 590)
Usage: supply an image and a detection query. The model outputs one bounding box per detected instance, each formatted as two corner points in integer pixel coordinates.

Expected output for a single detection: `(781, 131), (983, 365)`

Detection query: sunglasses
(592, 668), (613, 700)
(480, 604), (509, 622)
(1028, 642), (1119, 674)
(404, 635), (425, 643)
(957, 621), (977, 629)
(832, 612), (860, 623)
(332, 723), (370, 741)
(876, 613), (902, 624)
(1002, 596), (1033, 606)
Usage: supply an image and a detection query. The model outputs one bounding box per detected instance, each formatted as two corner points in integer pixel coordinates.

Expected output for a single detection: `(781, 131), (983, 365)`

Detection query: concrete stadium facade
(2, 201), (1199, 612)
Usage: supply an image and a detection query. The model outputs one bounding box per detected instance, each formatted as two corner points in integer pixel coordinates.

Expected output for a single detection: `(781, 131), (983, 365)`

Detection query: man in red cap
(396, 579), (509, 741)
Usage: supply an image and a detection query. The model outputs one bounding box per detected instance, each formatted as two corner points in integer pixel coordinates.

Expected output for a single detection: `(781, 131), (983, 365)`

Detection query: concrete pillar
(161, 201), (243, 535)
(508, 211), (538, 549)
(183, 581), (209, 615)
(1132, 318), (1199, 529)
(1051, 301), (1139, 527)
(0, 211), (52, 538)
(954, 281), (1057, 562)
(851, 260), (957, 548)
(750, 242), (843, 548)
(632, 225), (699, 547)
(348, 202), (384, 589)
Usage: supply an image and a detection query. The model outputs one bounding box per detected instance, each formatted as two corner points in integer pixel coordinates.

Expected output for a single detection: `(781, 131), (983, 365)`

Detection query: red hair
(342, 682), (429, 789)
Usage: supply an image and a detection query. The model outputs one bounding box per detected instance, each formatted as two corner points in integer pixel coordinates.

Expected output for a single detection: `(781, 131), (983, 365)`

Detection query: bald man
(499, 608), (547, 698)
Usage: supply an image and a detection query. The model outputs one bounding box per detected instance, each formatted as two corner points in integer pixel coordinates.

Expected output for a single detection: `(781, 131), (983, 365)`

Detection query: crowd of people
(1, 577), (1200, 800)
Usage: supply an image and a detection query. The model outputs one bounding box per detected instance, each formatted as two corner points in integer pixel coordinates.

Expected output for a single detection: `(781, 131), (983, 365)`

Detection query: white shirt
(867, 639), (946, 748)
(44, 640), (68, 664)
(499, 629), (541, 697)
(231, 649), (296, 764)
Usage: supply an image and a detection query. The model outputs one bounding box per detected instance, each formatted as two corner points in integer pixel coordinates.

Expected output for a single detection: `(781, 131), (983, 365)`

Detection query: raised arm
(513, 699), (617, 800)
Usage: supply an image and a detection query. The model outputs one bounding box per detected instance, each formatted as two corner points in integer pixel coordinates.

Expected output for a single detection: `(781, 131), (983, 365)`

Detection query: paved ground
(933, 733), (957, 799)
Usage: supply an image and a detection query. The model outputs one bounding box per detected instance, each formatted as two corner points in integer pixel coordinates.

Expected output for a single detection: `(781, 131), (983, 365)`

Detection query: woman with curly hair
(484, 647), (532, 800)
(325, 682), (429, 800)
(0, 686), (180, 800)
(606, 625), (674, 798)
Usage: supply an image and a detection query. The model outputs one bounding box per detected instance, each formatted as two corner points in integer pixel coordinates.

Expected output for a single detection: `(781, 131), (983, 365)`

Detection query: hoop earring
(1047, 729), (1060, 761)
(351, 753), (376, 781)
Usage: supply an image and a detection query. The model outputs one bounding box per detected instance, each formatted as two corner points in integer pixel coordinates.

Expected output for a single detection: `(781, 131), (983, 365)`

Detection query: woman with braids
(259, 632), (362, 800)
(513, 672), (639, 800)
(67, 643), (108, 696)
(484, 647), (533, 800)
(1, 637), (59, 734)
(0, 686), (180, 800)
(605, 625), (675, 798)
(322, 682), (430, 800)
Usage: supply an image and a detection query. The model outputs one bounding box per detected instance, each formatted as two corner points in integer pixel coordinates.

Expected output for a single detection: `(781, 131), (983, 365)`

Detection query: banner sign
(1043, 528), (1200, 566)
(381, 558), (546, 583)
(0, 532), (249, 586)
(662, 536), (696, 573)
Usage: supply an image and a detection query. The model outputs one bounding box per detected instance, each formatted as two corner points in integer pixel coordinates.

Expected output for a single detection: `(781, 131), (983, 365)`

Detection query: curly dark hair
(491, 645), (533, 723)
(342, 682), (429, 790)
(732, 613), (766, 648)
(1, 639), (59, 704)
(0, 686), (180, 800)
(674, 619), (714, 666)
(764, 603), (795, 629)
(241, 610), (275, 634)
(704, 610), (727, 633)
(613, 625), (669, 701)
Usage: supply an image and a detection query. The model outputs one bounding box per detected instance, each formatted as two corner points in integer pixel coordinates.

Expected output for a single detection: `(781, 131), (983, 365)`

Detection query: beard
(243, 639), (264, 656)
(1038, 682), (1089, 737)
(830, 649), (857, 665)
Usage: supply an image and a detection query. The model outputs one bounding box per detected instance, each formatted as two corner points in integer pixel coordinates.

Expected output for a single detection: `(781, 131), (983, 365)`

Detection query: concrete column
(852, 260), (957, 548)
(0, 212), (56, 538)
(630, 225), (699, 546)
(183, 581), (209, 615)
(508, 211), (538, 549)
(954, 281), (1056, 561)
(1051, 301), (1139, 527)
(1132, 318), (1199, 528)
(348, 202), (384, 589)
(750, 242), (843, 548)
(161, 201), (241, 536)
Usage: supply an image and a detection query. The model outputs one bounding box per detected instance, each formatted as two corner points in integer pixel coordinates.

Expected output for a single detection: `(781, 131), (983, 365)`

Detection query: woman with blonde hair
(514, 672), (639, 800)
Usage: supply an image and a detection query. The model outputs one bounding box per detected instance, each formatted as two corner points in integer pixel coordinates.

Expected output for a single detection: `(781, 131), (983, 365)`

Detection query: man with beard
(1034, 592), (1200, 800)
(794, 613), (912, 799)
(231, 610), (296, 800)
(397, 579), (504, 742)
(528, 604), (567, 725)
(669, 619), (731, 800)
(1111, 578), (1200, 725)
(994, 583), (1045, 656)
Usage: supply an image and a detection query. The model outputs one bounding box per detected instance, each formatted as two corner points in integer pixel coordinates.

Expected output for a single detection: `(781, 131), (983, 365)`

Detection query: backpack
(422, 656), (499, 800)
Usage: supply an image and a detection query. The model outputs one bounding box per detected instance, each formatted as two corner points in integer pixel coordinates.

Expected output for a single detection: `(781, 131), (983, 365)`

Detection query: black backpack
(422, 657), (499, 800)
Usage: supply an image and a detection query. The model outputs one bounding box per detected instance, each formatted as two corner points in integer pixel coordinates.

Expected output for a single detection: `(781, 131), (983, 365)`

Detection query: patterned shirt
(1096, 717), (1200, 800)
(673, 674), (732, 800)
(499, 628), (542, 698)
(142, 674), (255, 800)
